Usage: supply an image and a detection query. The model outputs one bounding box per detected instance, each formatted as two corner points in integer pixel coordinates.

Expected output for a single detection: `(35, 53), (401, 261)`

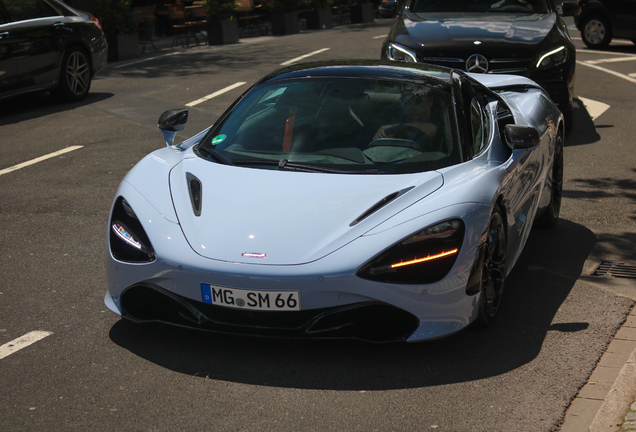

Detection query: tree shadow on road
(108, 219), (628, 391)
(0, 92), (114, 127)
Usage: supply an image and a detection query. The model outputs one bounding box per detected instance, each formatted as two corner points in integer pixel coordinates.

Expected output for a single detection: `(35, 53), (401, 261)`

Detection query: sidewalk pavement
(111, 26), (636, 432)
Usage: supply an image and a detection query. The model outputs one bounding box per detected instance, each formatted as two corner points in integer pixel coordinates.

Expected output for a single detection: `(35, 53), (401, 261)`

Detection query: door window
(4, 0), (59, 23)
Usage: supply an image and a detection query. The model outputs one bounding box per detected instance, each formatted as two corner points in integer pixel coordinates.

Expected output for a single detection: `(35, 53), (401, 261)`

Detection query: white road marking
(585, 56), (636, 65)
(280, 48), (330, 66)
(0, 331), (53, 360)
(630, 73), (636, 78)
(576, 49), (634, 56)
(0, 146), (84, 177)
(113, 51), (182, 69)
(373, 34), (387, 39)
(578, 96), (610, 121)
(186, 82), (247, 107)
(577, 60), (636, 85)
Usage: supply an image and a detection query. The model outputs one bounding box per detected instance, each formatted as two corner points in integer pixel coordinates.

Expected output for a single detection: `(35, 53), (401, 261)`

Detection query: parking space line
(373, 34), (387, 39)
(0, 331), (53, 360)
(186, 82), (247, 107)
(113, 51), (181, 69)
(576, 49), (632, 56)
(280, 48), (330, 66)
(577, 61), (636, 85)
(586, 56), (636, 65)
(0, 146), (84, 177)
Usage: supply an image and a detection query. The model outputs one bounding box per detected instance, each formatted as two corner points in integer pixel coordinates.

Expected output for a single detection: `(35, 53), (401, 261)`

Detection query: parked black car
(0, 0), (108, 102)
(575, 0), (636, 49)
(381, 0), (580, 124)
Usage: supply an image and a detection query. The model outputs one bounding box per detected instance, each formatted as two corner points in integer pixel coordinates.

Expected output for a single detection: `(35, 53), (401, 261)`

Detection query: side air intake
(186, 173), (202, 216)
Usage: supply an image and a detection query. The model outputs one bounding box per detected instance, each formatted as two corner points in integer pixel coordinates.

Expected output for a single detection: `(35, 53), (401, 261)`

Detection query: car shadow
(565, 97), (602, 146)
(109, 219), (596, 390)
(0, 92), (114, 126)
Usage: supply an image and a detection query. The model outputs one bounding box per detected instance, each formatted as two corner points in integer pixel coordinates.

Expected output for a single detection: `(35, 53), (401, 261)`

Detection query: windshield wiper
(198, 146), (234, 166)
(231, 158), (375, 174)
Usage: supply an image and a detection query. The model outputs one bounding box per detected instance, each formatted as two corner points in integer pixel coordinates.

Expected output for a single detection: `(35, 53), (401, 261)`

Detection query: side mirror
(504, 124), (540, 149)
(158, 108), (188, 147)
(559, 1), (581, 17)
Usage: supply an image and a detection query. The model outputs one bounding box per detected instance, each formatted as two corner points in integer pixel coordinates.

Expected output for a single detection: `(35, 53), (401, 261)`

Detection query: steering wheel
(385, 125), (426, 141)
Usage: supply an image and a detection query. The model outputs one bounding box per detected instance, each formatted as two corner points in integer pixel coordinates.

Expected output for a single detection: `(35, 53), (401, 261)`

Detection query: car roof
(260, 60), (454, 86)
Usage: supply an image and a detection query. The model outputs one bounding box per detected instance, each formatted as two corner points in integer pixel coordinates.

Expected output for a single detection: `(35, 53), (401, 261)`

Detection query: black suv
(381, 0), (580, 125)
(575, 0), (636, 49)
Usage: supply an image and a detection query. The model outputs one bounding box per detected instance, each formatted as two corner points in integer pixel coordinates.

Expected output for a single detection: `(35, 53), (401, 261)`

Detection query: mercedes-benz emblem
(466, 54), (488, 73)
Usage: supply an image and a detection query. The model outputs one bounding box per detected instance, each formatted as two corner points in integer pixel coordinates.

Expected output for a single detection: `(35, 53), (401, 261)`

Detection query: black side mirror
(504, 124), (540, 149)
(158, 108), (188, 147)
(560, 1), (581, 17)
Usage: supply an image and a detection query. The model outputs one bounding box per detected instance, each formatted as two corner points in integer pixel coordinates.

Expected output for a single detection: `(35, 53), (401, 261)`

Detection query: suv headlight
(357, 219), (464, 284)
(385, 43), (418, 63)
(536, 46), (567, 69)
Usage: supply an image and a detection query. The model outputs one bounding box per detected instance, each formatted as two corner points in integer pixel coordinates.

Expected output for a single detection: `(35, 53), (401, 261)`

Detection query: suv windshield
(199, 77), (461, 174)
(412, 0), (548, 13)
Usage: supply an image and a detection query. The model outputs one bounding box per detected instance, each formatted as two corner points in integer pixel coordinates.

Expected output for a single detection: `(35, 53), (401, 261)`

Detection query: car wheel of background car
(536, 133), (564, 228)
(52, 46), (92, 102)
(581, 15), (612, 49)
(475, 206), (506, 327)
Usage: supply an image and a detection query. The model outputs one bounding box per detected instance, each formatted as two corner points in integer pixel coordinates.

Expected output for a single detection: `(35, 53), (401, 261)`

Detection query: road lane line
(0, 146), (84, 177)
(585, 56), (636, 65)
(0, 331), (53, 360)
(577, 61), (636, 85)
(186, 82), (247, 107)
(373, 34), (387, 39)
(280, 48), (330, 66)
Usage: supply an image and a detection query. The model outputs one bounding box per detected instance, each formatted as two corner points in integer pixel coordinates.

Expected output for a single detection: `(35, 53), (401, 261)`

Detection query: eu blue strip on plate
(201, 283), (213, 304)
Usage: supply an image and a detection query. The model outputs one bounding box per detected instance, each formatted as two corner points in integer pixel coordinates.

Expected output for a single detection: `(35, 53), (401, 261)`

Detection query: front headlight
(357, 219), (464, 284)
(536, 46), (567, 69)
(109, 197), (156, 263)
(385, 43), (418, 63)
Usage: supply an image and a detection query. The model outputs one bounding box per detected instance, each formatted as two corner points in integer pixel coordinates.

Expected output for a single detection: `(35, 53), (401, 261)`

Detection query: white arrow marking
(578, 96), (610, 121)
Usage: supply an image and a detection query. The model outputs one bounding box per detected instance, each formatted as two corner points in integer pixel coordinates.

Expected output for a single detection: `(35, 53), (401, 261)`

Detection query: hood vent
(186, 173), (202, 217)
(350, 187), (414, 227)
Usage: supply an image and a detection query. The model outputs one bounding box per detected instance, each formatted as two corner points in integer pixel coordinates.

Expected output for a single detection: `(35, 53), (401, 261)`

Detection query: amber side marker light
(391, 249), (459, 269)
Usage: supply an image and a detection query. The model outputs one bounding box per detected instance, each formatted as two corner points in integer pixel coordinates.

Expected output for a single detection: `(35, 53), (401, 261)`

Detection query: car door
(612, 0), (636, 38)
(0, 2), (17, 95)
(3, 0), (67, 92)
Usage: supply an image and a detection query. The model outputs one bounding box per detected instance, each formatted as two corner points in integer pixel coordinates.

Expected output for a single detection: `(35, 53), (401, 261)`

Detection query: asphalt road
(1, 18), (636, 432)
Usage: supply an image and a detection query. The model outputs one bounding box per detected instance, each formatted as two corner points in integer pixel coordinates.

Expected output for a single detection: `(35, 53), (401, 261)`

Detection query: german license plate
(201, 283), (300, 311)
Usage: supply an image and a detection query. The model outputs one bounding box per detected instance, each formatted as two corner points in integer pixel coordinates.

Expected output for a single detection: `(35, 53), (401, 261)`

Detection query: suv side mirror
(158, 108), (188, 147)
(559, 1), (581, 17)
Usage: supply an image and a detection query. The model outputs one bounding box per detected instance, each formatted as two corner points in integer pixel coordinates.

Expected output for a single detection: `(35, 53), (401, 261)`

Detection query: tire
(475, 206), (506, 327)
(536, 133), (563, 228)
(580, 15), (612, 49)
(52, 46), (92, 102)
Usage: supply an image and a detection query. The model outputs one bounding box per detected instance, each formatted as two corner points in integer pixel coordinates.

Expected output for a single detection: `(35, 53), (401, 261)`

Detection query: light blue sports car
(105, 60), (564, 342)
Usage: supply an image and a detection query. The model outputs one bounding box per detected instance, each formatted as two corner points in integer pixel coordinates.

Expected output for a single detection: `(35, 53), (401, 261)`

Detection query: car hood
(169, 157), (444, 265)
(400, 12), (555, 47)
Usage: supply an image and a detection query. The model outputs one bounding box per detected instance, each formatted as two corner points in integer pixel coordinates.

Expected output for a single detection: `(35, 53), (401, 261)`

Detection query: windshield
(199, 77), (461, 174)
(412, 0), (548, 13)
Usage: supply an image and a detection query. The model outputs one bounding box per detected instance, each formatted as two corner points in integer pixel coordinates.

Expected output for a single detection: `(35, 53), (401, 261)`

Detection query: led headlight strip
(390, 248), (459, 269)
(536, 46), (565, 68)
(112, 222), (142, 250)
